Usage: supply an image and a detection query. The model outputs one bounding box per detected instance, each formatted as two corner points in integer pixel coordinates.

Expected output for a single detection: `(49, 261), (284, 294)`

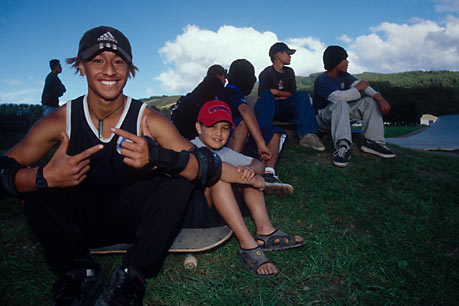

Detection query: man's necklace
(88, 100), (125, 139)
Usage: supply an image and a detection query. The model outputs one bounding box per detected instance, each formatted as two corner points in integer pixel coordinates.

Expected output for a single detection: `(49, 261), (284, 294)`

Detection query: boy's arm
(237, 104), (272, 161)
(270, 89), (292, 99)
(220, 162), (265, 190)
(351, 80), (391, 115)
(248, 158), (264, 175)
(113, 107), (199, 181)
(4, 106), (103, 193)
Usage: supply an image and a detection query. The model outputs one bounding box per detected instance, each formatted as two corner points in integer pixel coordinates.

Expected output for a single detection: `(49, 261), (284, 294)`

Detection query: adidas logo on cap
(97, 32), (118, 44)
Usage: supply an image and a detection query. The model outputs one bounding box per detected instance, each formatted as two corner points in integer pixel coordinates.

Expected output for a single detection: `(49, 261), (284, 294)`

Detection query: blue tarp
(387, 115), (459, 151)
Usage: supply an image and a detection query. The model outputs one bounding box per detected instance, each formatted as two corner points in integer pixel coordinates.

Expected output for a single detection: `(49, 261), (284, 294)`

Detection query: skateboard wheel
(184, 254), (197, 269)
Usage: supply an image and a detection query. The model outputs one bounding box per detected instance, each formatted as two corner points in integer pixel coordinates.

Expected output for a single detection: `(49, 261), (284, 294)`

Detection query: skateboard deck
(90, 225), (233, 255)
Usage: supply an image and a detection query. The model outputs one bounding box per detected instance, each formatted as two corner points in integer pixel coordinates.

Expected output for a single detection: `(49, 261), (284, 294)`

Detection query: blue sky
(1, 0), (458, 104)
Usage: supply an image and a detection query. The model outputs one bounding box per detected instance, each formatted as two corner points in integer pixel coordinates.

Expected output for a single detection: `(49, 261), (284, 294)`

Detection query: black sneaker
(263, 173), (294, 195)
(332, 145), (352, 167)
(53, 267), (104, 306)
(95, 266), (146, 306)
(361, 139), (396, 158)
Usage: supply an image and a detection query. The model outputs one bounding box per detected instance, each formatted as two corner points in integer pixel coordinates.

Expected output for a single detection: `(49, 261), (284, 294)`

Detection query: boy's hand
(257, 143), (272, 161)
(237, 165), (255, 182)
(45, 132), (103, 187)
(112, 127), (151, 169)
(373, 93), (391, 115)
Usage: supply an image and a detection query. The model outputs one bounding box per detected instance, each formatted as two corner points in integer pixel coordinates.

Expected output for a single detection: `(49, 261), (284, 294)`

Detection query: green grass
(1, 126), (458, 305)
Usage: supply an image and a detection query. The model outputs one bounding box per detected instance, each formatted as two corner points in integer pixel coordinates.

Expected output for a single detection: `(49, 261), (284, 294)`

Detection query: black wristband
(36, 165), (48, 190)
(0, 156), (24, 196)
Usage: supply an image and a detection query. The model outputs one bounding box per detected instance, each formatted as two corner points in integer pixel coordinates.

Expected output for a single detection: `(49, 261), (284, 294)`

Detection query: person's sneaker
(360, 139), (396, 158)
(263, 173), (294, 195)
(299, 133), (325, 151)
(332, 145), (352, 168)
(95, 266), (146, 306)
(52, 267), (104, 306)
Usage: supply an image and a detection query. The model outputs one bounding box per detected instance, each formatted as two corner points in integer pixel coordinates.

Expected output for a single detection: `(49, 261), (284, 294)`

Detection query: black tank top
(66, 95), (147, 190)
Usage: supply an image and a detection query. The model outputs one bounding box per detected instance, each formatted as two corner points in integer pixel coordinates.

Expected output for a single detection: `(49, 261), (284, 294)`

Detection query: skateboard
(90, 225), (233, 269)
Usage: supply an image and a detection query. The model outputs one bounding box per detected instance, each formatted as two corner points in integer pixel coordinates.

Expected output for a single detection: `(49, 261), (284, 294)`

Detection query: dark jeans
(22, 176), (193, 277)
(255, 90), (318, 138)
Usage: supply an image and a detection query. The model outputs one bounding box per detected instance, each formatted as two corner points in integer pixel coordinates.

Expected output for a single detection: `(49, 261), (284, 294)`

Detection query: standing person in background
(313, 45), (395, 167)
(255, 42), (325, 152)
(41, 59), (66, 116)
(170, 64), (227, 139)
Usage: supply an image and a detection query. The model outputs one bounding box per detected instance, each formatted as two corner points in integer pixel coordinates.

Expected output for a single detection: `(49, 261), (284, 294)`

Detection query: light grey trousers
(317, 97), (385, 148)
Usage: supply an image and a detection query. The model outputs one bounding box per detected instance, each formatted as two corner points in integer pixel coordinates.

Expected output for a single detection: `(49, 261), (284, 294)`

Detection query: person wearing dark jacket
(170, 64), (226, 139)
(41, 59), (66, 116)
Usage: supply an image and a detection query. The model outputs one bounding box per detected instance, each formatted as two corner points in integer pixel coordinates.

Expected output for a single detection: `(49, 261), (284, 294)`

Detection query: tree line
(296, 70), (459, 125)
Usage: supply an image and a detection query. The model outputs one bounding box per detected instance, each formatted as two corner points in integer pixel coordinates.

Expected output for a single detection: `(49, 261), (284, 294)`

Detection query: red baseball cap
(198, 100), (235, 128)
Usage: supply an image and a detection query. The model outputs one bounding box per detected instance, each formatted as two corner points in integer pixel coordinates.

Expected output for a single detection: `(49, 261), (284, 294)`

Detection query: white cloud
(349, 17), (459, 73)
(156, 14), (459, 94)
(156, 25), (325, 94)
(1, 79), (23, 87)
(337, 34), (353, 44)
(434, 0), (459, 13)
(0, 88), (41, 104)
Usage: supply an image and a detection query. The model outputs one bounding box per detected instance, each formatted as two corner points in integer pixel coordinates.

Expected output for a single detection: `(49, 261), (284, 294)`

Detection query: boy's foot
(237, 246), (278, 277)
(299, 133), (325, 151)
(332, 145), (352, 167)
(263, 173), (294, 195)
(256, 229), (304, 251)
(360, 139), (396, 158)
(95, 266), (146, 306)
(53, 267), (104, 306)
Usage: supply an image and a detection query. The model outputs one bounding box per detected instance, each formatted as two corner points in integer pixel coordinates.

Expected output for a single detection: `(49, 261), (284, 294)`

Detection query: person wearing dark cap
(170, 64), (227, 139)
(216, 59), (294, 195)
(0, 26), (223, 305)
(255, 42), (325, 155)
(41, 59), (66, 116)
(313, 45), (395, 167)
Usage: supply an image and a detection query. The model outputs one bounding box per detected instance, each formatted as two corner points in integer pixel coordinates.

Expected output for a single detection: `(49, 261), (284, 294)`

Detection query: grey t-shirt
(191, 137), (253, 166)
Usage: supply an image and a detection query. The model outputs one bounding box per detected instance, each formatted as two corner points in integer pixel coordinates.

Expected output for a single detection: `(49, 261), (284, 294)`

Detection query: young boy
(255, 42), (325, 151)
(189, 100), (304, 277)
(216, 59), (294, 195)
(0, 26), (221, 306)
(313, 45), (395, 167)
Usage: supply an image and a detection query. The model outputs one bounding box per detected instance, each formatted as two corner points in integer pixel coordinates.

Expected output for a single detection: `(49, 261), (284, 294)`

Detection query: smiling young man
(313, 45), (395, 167)
(0, 26), (222, 306)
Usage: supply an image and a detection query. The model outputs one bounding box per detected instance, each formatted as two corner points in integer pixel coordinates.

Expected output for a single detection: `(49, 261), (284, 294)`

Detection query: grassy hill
(1, 128), (458, 305)
(145, 70), (459, 111)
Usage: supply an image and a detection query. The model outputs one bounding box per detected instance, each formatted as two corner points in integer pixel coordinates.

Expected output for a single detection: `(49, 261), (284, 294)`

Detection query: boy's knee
(333, 100), (350, 112)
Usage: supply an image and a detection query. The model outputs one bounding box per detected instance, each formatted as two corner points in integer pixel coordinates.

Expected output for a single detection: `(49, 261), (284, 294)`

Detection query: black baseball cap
(78, 26), (133, 64)
(269, 42), (296, 58)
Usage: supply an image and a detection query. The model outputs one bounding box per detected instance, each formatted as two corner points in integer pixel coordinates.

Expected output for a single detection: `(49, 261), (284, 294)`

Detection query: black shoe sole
(361, 146), (396, 158)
